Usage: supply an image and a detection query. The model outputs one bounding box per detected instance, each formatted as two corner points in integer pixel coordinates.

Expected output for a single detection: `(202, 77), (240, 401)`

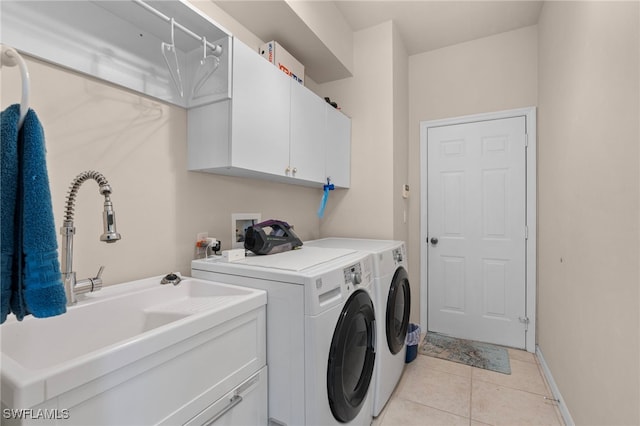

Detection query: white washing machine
(192, 247), (376, 426)
(305, 238), (411, 417)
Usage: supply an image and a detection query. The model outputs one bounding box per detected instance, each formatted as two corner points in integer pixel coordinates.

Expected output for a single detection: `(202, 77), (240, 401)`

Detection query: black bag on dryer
(244, 220), (303, 255)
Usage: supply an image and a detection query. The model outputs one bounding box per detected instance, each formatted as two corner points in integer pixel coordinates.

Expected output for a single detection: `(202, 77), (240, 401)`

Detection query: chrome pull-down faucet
(60, 171), (121, 305)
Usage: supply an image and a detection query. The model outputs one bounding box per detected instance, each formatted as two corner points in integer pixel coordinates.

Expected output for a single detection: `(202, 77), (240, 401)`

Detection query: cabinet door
(231, 39), (290, 176)
(289, 82), (327, 184)
(325, 106), (351, 188)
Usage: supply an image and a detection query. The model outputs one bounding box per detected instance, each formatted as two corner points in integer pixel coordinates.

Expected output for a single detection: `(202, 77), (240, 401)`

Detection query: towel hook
(1, 44), (30, 128)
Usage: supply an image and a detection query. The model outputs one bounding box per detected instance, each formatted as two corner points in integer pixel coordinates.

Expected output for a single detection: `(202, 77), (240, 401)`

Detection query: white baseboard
(536, 345), (575, 426)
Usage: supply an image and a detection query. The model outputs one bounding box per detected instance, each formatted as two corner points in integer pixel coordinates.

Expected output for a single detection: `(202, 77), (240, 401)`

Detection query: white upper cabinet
(2, 0), (350, 188)
(230, 39), (291, 177)
(187, 38), (291, 180)
(289, 83), (328, 184)
(188, 38), (351, 188)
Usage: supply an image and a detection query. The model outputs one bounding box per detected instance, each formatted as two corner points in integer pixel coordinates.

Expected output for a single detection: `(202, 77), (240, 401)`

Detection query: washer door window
(327, 289), (376, 423)
(386, 266), (411, 354)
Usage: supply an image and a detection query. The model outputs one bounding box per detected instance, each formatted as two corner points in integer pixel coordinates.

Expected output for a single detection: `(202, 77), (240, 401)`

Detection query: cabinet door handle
(292, 167), (297, 174)
(204, 394), (243, 426)
(285, 166), (291, 175)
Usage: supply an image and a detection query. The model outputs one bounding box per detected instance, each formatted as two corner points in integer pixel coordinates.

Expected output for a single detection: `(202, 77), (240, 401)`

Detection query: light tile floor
(373, 348), (565, 426)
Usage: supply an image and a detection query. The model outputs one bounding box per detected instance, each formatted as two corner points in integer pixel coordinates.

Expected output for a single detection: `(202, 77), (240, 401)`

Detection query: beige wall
(0, 2), (322, 287)
(393, 23), (410, 245)
(4, 3), (639, 422)
(284, 0), (354, 76)
(318, 21), (396, 240)
(537, 2), (640, 424)
(407, 25), (539, 323)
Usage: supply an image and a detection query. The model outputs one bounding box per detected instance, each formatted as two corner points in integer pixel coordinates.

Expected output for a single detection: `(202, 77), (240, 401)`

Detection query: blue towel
(1, 105), (66, 323)
(1, 105), (19, 322)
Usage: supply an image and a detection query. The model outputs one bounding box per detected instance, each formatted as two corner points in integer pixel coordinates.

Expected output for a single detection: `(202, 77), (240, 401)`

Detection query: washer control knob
(351, 271), (362, 285)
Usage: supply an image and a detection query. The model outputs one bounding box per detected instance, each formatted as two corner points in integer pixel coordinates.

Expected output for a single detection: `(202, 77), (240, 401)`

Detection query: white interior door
(426, 116), (527, 348)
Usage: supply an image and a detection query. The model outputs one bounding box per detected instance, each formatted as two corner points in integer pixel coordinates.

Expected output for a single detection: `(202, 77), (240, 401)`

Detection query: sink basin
(1, 275), (266, 410)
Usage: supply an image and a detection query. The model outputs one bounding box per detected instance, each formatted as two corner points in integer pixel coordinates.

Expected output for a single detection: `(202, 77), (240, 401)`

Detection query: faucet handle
(70, 266), (105, 297)
(90, 266), (105, 292)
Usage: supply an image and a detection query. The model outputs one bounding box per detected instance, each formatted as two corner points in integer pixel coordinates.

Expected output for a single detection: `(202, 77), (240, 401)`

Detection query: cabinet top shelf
(214, 0), (353, 84)
(96, 1), (231, 52)
(2, 0), (233, 108)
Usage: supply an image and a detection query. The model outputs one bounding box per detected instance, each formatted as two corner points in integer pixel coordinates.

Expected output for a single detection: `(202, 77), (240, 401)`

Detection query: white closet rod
(133, 0), (222, 56)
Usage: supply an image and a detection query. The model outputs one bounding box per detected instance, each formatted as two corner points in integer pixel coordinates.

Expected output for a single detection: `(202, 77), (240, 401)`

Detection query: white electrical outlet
(195, 232), (209, 259)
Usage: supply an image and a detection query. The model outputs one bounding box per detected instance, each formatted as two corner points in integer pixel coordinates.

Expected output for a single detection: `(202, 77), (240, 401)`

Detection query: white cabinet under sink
(187, 38), (351, 188)
(0, 277), (267, 426)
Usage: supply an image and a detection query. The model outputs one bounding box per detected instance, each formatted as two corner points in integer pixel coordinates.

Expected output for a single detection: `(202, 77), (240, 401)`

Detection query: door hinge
(525, 133), (529, 147)
(519, 316), (530, 330)
(525, 226), (529, 240)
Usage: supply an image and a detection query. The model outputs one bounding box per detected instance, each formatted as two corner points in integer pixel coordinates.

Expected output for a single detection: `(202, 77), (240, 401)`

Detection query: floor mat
(418, 332), (511, 374)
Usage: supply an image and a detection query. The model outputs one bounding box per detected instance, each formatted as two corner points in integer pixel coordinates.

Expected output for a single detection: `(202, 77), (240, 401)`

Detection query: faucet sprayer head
(100, 195), (121, 243)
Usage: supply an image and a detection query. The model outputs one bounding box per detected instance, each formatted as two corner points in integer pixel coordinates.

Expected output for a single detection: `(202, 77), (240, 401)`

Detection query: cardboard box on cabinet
(259, 41), (304, 86)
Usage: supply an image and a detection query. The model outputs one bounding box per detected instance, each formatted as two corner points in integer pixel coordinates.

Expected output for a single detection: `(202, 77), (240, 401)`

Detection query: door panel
(442, 256), (465, 312)
(442, 172), (464, 235)
(427, 117), (526, 348)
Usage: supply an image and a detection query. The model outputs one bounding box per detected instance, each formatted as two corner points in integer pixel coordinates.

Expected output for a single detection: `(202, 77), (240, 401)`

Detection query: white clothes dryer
(305, 238), (411, 417)
(192, 247), (376, 426)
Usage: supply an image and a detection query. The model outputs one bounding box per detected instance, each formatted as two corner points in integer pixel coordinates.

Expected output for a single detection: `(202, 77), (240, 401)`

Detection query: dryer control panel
(343, 263), (363, 286)
(393, 247), (403, 263)
(393, 244), (408, 267)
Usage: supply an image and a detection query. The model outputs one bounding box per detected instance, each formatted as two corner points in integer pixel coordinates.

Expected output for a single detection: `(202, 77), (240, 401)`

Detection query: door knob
(430, 237), (438, 245)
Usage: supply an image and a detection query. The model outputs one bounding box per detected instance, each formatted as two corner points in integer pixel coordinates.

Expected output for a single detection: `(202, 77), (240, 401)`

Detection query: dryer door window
(386, 266), (411, 355)
(327, 289), (376, 423)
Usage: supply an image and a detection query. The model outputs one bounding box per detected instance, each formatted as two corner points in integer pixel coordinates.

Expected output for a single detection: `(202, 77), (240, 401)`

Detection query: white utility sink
(1, 275), (267, 424)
